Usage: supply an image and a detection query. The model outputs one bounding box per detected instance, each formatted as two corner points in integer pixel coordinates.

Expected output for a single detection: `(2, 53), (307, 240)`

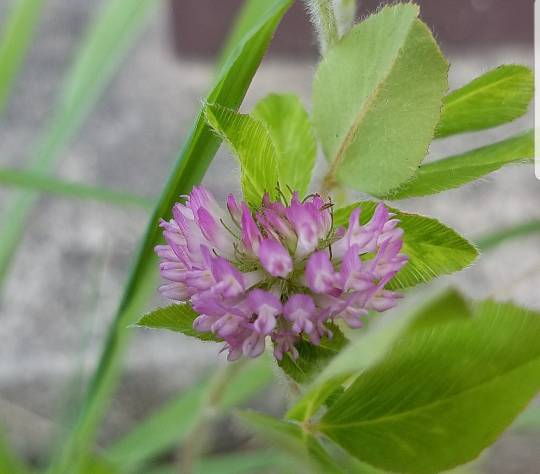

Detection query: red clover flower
(156, 186), (407, 361)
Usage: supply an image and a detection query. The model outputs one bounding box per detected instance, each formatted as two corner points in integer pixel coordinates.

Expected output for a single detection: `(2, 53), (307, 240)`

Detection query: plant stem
(181, 361), (246, 474)
(333, 0), (357, 37)
(303, 0), (339, 54)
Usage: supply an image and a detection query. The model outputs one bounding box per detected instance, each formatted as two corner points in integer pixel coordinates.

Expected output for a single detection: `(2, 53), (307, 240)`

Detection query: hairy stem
(333, 0), (357, 37)
(304, 0), (339, 54)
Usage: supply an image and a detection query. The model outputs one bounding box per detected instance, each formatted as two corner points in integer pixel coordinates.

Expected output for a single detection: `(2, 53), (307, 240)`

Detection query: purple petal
(305, 250), (336, 293)
(258, 239), (293, 278)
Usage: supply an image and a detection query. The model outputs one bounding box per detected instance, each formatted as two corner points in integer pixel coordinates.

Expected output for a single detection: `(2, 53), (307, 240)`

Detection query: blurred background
(0, 0), (537, 471)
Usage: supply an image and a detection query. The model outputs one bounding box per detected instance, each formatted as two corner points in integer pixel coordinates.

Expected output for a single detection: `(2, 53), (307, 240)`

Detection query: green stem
(180, 361), (246, 474)
(304, 0), (339, 54)
(333, 0), (357, 37)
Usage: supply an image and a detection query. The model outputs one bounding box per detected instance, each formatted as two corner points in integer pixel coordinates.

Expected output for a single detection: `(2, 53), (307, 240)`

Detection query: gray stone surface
(0, 0), (538, 469)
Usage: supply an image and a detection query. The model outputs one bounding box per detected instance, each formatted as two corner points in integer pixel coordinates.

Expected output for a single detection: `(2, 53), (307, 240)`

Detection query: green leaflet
(136, 304), (219, 342)
(382, 130), (534, 200)
(333, 202), (478, 289)
(405, 287), (471, 332)
(436, 65), (533, 138)
(320, 300), (540, 473)
(205, 103), (280, 205)
(0, 0), (44, 114)
(314, 3), (448, 195)
(286, 287), (469, 423)
(252, 93), (316, 197)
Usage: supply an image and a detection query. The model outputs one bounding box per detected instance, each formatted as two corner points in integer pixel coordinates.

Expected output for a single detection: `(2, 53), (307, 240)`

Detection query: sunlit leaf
(435, 65), (533, 138)
(252, 93), (316, 196)
(334, 202), (478, 289)
(382, 130), (534, 199)
(320, 300), (540, 473)
(313, 4), (447, 195)
(205, 103), (279, 205)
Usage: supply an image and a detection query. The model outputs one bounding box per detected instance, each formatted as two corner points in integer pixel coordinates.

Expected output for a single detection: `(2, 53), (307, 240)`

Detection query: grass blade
(216, 0), (271, 71)
(47, 2), (292, 472)
(0, 0), (156, 287)
(0, 426), (28, 474)
(0, 0), (44, 114)
(0, 167), (153, 209)
(105, 358), (273, 470)
(145, 451), (289, 474)
(476, 219), (540, 252)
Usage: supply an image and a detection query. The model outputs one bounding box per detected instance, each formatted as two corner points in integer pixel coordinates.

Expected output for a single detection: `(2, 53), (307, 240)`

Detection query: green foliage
(277, 324), (348, 384)
(0, 0), (44, 114)
(216, 0), (271, 71)
(319, 300), (540, 473)
(334, 202), (478, 289)
(237, 410), (342, 473)
(48, 2), (293, 471)
(313, 3), (448, 195)
(0, 427), (27, 474)
(406, 288), (471, 332)
(287, 287), (472, 423)
(476, 218), (540, 252)
(0, 0), (156, 286)
(136, 304), (219, 342)
(436, 65), (533, 138)
(382, 130), (534, 199)
(252, 93), (316, 197)
(0, 167), (153, 209)
(106, 358), (273, 470)
(188, 451), (289, 474)
(205, 103), (280, 205)
(146, 451), (289, 474)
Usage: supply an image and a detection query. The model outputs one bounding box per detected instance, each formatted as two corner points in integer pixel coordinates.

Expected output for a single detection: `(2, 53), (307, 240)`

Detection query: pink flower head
(156, 187), (407, 361)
